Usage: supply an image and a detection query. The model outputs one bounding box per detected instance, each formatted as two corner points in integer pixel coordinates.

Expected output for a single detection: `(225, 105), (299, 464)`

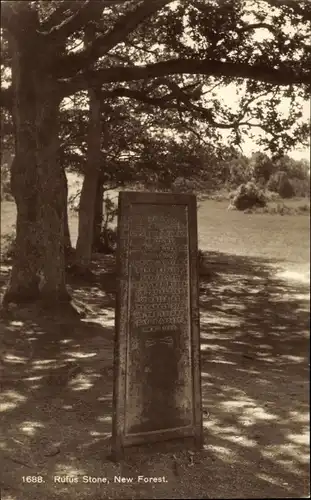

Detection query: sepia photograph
(0, 1), (310, 499)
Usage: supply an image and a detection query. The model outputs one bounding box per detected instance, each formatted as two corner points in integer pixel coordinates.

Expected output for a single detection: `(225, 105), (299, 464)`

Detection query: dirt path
(0, 252), (309, 499)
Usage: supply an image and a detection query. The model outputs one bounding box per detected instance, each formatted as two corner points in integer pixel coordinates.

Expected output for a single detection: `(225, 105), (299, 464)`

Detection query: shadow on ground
(0, 251), (309, 499)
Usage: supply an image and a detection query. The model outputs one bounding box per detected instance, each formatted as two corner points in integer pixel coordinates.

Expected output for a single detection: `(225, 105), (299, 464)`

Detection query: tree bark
(3, 10), (70, 306)
(35, 81), (70, 303)
(92, 179), (104, 252)
(6, 156), (41, 303)
(75, 84), (101, 267)
(75, 23), (102, 269)
(4, 23), (41, 304)
(63, 169), (73, 260)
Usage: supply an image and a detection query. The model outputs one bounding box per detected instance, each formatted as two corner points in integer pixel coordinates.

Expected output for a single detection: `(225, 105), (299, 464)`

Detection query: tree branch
(39, 1), (104, 40)
(61, 58), (310, 97)
(176, 106), (210, 144)
(234, 89), (276, 123)
(40, 2), (78, 32)
(96, 80), (303, 139)
(40, 1), (127, 33)
(53, 0), (174, 78)
(93, 85), (240, 130)
(127, 41), (159, 57)
(237, 22), (277, 34)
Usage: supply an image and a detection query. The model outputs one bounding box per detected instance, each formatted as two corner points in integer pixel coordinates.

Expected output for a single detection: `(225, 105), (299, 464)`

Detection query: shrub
(1, 165), (13, 201)
(295, 203), (310, 214)
(267, 171), (295, 199)
(172, 177), (197, 193)
(278, 176), (295, 199)
(2, 228), (16, 261)
(198, 249), (205, 268)
(96, 194), (118, 254)
(1, 190), (14, 201)
(254, 202), (309, 216)
(209, 190), (230, 202)
(98, 226), (117, 254)
(275, 202), (291, 215)
(230, 181), (267, 211)
(264, 189), (280, 202)
(289, 177), (310, 198)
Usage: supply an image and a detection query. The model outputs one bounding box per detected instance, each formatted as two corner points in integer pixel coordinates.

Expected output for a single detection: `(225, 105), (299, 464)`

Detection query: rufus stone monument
(112, 192), (203, 458)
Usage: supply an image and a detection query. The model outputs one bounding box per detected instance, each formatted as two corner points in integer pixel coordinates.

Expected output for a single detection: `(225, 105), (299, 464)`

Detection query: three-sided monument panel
(112, 191), (203, 457)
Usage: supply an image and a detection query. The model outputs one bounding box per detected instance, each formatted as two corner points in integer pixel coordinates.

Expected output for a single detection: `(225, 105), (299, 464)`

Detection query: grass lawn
(198, 198), (310, 275)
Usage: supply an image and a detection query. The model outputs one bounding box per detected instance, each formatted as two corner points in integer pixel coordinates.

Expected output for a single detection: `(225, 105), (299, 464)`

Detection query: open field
(197, 198), (310, 279)
(1, 196), (310, 277)
(0, 193), (310, 499)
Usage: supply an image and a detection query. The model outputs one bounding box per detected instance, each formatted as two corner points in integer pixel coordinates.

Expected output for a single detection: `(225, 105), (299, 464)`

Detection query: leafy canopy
(1, 0), (310, 155)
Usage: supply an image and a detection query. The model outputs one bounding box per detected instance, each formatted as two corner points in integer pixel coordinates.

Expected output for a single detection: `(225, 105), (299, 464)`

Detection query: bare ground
(0, 252), (309, 499)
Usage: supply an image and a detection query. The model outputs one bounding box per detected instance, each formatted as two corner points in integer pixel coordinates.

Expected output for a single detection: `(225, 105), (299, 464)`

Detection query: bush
(253, 201), (309, 216)
(98, 226), (117, 254)
(289, 177), (310, 198)
(229, 181), (267, 211)
(198, 249), (205, 268)
(172, 177), (197, 193)
(275, 202), (292, 215)
(296, 203), (310, 214)
(267, 171), (295, 199)
(264, 189), (280, 202)
(208, 190), (230, 202)
(96, 194), (118, 254)
(2, 229), (16, 261)
(1, 164), (13, 201)
(278, 176), (295, 199)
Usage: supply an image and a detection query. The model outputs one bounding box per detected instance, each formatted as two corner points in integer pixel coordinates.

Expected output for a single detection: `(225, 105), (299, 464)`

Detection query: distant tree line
(219, 151), (310, 198)
(2, 134), (309, 202)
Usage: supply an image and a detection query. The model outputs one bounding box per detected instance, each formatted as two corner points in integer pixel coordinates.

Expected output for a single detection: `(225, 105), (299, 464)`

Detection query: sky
(216, 83), (310, 161)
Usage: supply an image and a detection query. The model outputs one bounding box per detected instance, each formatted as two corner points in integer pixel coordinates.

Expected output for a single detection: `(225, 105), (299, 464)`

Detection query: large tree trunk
(92, 179), (104, 252)
(75, 85), (101, 268)
(4, 21), (41, 304)
(36, 85), (69, 303)
(3, 7), (70, 306)
(64, 204), (72, 261)
(75, 23), (102, 270)
(6, 155), (41, 303)
(63, 169), (73, 261)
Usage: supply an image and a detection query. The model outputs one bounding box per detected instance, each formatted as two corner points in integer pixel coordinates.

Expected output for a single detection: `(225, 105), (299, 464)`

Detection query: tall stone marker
(112, 192), (203, 458)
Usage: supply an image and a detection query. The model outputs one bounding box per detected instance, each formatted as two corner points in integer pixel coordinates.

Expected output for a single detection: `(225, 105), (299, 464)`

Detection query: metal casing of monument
(112, 191), (203, 456)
